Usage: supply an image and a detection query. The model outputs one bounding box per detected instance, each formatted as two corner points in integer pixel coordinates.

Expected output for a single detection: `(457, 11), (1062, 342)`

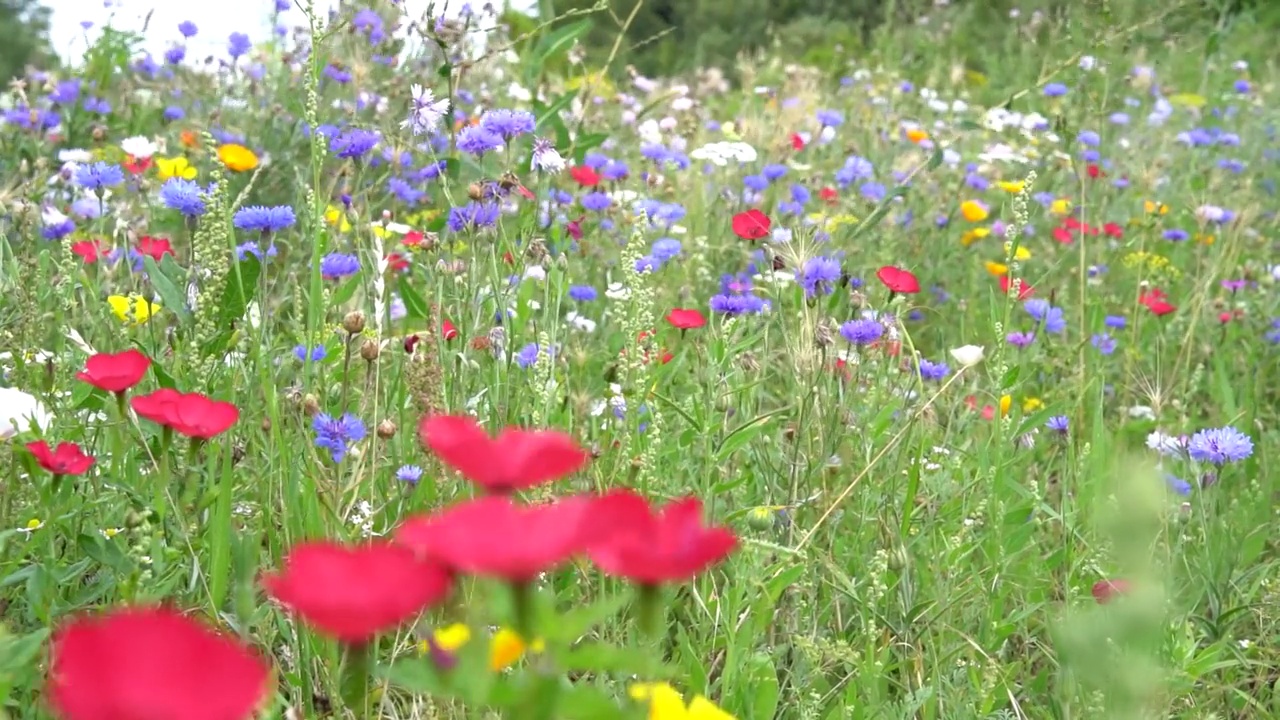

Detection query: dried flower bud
(467, 182), (484, 201)
(360, 338), (380, 361)
(301, 393), (321, 417)
(260, 417), (272, 433)
(342, 311), (366, 335)
(376, 419), (397, 439)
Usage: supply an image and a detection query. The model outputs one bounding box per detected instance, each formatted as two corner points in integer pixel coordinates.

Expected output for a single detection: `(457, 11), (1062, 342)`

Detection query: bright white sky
(49, 0), (535, 65)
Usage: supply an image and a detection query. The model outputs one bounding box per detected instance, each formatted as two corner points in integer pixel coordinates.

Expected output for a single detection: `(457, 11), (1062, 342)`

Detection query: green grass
(1, 0), (1278, 718)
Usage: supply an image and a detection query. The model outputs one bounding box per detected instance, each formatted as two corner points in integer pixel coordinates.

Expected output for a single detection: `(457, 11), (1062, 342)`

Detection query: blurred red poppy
(665, 308), (706, 330)
(26, 441), (95, 476)
(76, 350), (151, 394)
(418, 414), (588, 494)
(587, 490), (737, 585)
(731, 209), (771, 241)
(876, 266), (920, 294)
(131, 389), (239, 439)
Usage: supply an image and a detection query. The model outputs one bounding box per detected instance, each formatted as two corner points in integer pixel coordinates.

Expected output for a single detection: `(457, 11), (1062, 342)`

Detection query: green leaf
(143, 256), (191, 323)
(716, 410), (785, 462)
(926, 146), (944, 171)
(0, 627), (49, 672)
(535, 93), (576, 132)
(75, 533), (131, 574)
(572, 133), (609, 164)
(397, 277), (430, 321)
(330, 272), (362, 308)
(149, 357), (179, 389)
(542, 590), (633, 644)
(70, 382), (106, 412)
(558, 642), (667, 675)
(533, 19), (592, 70)
(744, 652), (780, 719)
(1001, 364), (1021, 390)
(217, 255), (261, 332)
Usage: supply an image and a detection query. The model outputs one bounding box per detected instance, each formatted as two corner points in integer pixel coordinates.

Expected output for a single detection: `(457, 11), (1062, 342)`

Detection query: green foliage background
(535, 0), (1280, 81)
(0, 0), (53, 83)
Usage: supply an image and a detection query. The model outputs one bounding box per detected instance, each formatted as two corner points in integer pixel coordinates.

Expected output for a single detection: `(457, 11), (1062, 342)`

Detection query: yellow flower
(905, 128), (929, 144)
(1197, 233), (1215, 245)
(325, 205), (352, 233)
(24, 518), (42, 531)
(630, 682), (735, 720)
(421, 624), (544, 672)
(824, 213), (860, 230)
(1144, 200), (1169, 215)
(998, 395), (1013, 417)
(1022, 397), (1043, 413)
(155, 156), (197, 180)
(1003, 242), (1031, 261)
(960, 200), (989, 223)
(1049, 199), (1072, 215)
(960, 228), (990, 247)
(965, 70), (988, 87)
(217, 144), (259, 172)
(984, 261), (1009, 276)
(996, 180), (1024, 193)
(107, 294), (160, 324)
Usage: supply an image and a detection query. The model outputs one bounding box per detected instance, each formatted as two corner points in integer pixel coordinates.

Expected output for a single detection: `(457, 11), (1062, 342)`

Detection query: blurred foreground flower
(949, 345), (985, 368)
(47, 606), (271, 720)
(107, 294), (161, 324)
(629, 682), (735, 719)
(217, 143), (259, 172)
(417, 414), (588, 494)
(0, 387), (54, 439)
(421, 623), (546, 671)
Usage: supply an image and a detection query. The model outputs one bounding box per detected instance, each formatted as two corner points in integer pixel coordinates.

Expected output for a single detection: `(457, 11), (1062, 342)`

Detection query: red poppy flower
(26, 441), (95, 476)
(1051, 226), (1074, 244)
(70, 239), (110, 264)
(441, 319), (459, 341)
(1139, 289), (1176, 316)
(876, 266), (920, 294)
(418, 414), (588, 494)
(731, 209), (771, 241)
(131, 389), (240, 439)
(569, 165), (600, 187)
(587, 491), (737, 585)
(47, 606), (271, 720)
(1091, 578), (1131, 604)
(402, 231), (425, 248)
(790, 132), (807, 150)
(1086, 163), (1104, 179)
(122, 155), (152, 174)
(136, 236), (174, 262)
(396, 494), (606, 581)
(665, 308), (706, 330)
(76, 349), (151, 394)
(999, 275), (1034, 300)
(385, 253), (410, 272)
(1102, 222), (1124, 238)
(818, 186), (838, 204)
(262, 540), (454, 643)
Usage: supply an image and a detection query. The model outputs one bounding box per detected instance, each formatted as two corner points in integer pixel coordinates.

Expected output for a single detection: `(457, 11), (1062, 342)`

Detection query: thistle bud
(376, 419), (397, 439)
(360, 338), (380, 361)
(301, 394), (321, 417)
(342, 311), (366, 335)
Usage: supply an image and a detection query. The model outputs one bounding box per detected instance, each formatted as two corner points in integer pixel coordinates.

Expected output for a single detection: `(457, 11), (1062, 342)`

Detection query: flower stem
(339, 641), (373, 718)
(511, 581), (535, 640)
(636, 584), (664, 640)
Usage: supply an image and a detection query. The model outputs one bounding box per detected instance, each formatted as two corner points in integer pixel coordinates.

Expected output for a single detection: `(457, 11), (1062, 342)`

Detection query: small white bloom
(524, 265), (547, 282)
(1128, 405), (1156, 420)
(530, 137), (566, 174)
(0, 387), (54, 439)
(507, 82), (532, 102)
(671, 97), (693, 112)
(402, 84), (450, 136)
(58, 148), (93, 163)
(565, 311), (596, 333)
(949, 345), (985, 368)
(120, 136), (157, 159)
(605, 282), (630, 301)
(1079, 55), (1097, 71)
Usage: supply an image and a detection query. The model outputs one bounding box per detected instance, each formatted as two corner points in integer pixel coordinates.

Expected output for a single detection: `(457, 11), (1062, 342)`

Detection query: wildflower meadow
(1, 0), (1279, 718)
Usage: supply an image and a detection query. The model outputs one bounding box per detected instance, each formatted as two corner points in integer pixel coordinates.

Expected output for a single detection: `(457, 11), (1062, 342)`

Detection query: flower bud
(360, 338), (380, 361)
(260, 417), (272, 433)
(376, 419), (397, 439)
(301, 393), (320, 417)
(746, 507), (775, 531)
(342, 311), (366, 335)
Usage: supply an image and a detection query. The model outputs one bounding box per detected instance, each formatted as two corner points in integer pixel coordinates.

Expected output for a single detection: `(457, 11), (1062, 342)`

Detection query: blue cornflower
(515, 343), (542, 369)
(709, 292), (767, 316)
(312, 412), (366, 463)
(165, 46), (185, 65)
(1046, 416), (1070, 434)
(601, 161), (629, 181)
(860, 182), (887, 201)
(43, 218), (76, 240)
(1187, 427), (1253, 465)
(397, 464), (424, 485)
(233, 205), (296, 233)
(635, 256), (658, 273)
(228, 32), (252, 58)
(1007, 331), (1036, 348)
(743, 174), (769, 192)
(1024, 299), (1066, 334)
(330, 128), (381, 159)
(1104, 315), (1126, 329)
(1163, 228), (1189, 241)
(71, 197), (103, 219)
(569, 285), (597, 302)
(918, 359), (949, 381)
(1165, 473), (1192, 496)
(800, 256), (842, 298)
(320, 253), (360, 279)
(651, 238), (682, 263)
(1043, 83), (1069, 97)
(159, 178), (206, 216)
(446, 201), (500, 233)
(1077, 130), (1100, 146)
(816, 109), (843, 127)
(1091, 333), (1117, 355)
(235, 241), (277, 261)
(840, 319), (884, 345)
(49, 79), (80, 104)
(762, 164), (788, 181)
(163, 105), (185, 121)
(581, 192), (612, 212)
(74, 162), (125, 190)
(790, 184), (811, 205)
(456, 125), (504, 157)
(293, 345), (327, 362)
(178, 21), (198, 37)
(479, 108), (535, 140)
(388, 178), (424, 205)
